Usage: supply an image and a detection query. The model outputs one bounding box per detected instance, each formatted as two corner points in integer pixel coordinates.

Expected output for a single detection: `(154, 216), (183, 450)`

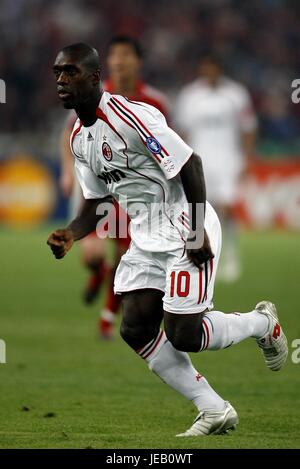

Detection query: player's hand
(47, 228), (74, 259)
(60, 171), (74, 198)
(186, 230), (214, 270)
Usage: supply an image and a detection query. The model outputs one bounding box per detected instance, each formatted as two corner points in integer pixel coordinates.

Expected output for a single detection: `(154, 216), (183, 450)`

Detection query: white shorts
(114, 203), (222, 314)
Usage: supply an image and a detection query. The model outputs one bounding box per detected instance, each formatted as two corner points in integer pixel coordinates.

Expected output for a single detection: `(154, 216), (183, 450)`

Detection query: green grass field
(0, 227), (300, 449)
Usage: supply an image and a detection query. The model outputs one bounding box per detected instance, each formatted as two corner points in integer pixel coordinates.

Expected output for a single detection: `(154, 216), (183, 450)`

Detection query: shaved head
(54, 43), (102, 110)
(59, 43), (100, 72)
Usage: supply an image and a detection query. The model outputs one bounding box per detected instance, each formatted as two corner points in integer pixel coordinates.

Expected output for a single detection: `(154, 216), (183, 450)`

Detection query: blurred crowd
(1, 0), (300, 153)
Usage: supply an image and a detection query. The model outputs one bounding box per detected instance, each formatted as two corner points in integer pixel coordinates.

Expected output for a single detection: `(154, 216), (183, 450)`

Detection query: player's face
(53, 52), (96, 108)
(107, 44), (141, 82)
(199, 61), (221, 83)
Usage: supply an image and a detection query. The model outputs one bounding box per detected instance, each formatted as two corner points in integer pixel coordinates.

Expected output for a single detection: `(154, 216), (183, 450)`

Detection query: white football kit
(175, 77), (257, 205)
(72, 91), (221, 314)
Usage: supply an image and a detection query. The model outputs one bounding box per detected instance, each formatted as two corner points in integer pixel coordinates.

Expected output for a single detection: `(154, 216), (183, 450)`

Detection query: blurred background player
(174, 52), (257, 282)
(60, 35), (169, 338)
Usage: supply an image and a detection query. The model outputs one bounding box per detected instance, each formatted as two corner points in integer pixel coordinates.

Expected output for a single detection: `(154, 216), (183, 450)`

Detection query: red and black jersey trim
(197, 258), (213, 305)
(70, 121), (84, 160)
(177, 211), (190, 231)
(94, 106), (186, 243)
(108, 97), (169, 162)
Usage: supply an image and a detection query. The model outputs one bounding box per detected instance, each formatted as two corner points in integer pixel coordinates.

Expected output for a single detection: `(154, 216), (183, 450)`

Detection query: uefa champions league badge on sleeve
(146, 137), (162, 154)
(102, 142), (113, 161)
(163, 158), (175, 173)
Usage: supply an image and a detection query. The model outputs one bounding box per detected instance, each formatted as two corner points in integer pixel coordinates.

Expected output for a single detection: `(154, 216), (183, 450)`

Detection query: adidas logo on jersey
(87, 132), (94, 141)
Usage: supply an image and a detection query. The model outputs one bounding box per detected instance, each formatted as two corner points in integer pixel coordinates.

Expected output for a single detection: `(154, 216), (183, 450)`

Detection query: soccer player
(48, 43), (288, 436)
(174, 53), (257, 282)
(60, 36), (169, 338)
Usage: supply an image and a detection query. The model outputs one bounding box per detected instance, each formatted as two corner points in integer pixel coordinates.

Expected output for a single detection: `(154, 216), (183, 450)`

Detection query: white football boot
(255, 301), (288, 371)
(176, 402), (238, 437)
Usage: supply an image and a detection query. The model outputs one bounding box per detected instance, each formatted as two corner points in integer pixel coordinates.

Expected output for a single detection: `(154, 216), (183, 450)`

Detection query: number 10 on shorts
(170, 271), (190, 297)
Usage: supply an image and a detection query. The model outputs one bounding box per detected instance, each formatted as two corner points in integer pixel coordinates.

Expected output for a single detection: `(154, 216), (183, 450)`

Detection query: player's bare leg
(120, 289), (164, 349)
(120, 289), (228, 435)
(80, 235), (108, 304)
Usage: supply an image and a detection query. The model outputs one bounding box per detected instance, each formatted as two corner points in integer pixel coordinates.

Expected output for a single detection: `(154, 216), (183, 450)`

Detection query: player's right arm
(47, 136), (112, 259)
(121, 99), (213, 269)
(47, 196), (112, 259)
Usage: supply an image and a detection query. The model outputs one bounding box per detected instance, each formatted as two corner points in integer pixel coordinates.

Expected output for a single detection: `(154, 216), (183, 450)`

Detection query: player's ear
(92, 69), (101, 85)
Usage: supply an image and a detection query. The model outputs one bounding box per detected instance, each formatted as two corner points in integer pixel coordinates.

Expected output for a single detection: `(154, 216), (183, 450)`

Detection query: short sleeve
(74, 158), (110, 200)
(125, 101), (193, 179)
(70, 121), (109, 200)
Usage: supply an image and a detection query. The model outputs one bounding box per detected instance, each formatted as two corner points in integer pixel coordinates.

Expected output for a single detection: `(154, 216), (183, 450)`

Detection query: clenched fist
(47, 228), (74, 259)
(186, 229), (214, 270)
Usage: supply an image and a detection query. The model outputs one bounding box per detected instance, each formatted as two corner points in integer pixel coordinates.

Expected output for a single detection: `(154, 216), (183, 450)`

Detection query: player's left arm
(47, 150), (113, 259)
(129, 102), (214, 269)
(180, 153), (214, 269)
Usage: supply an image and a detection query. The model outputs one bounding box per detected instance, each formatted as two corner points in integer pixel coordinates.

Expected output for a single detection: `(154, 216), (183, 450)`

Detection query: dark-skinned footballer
(48, 43), (287, 436)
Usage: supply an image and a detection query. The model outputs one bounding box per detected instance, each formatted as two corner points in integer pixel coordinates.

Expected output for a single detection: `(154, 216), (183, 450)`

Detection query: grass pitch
(0, 227), (300, 449)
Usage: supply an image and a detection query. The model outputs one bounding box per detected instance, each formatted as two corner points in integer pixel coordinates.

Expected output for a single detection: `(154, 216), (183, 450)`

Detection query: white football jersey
(174, 77), (257, 175)
(71, 91), (194, 252)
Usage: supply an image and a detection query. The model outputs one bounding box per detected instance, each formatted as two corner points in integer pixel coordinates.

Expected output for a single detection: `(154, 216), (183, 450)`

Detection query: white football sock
(136, 330), (225, 412)
(200, 310), (269, 351)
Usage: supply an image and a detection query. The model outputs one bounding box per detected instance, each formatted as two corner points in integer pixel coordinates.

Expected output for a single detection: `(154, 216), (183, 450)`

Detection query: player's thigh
(164, 310), (206, 352)
(114, 243), (169, 347)
(120, 289), (164, 349)
(163, 204), (221, 351)
(164, 203), (221, 315)
(163, 260), (209, 352)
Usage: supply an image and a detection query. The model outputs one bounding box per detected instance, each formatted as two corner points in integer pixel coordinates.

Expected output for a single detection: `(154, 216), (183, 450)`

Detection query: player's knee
(166, 329), (201, 353)
(120, 290), (163, 350)
(164, 312), (204, 352)
(120, 319), (158, 350)
(120, 320), (139, 345)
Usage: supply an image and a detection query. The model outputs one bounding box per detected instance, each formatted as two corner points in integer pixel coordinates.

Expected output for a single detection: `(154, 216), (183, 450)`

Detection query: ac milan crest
(102, 142), (113, 161)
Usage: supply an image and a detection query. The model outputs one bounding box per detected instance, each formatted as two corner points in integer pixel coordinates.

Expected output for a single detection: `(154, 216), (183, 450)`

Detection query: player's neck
(75, 90), (103, 126)
(111, 76), (137, 96)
